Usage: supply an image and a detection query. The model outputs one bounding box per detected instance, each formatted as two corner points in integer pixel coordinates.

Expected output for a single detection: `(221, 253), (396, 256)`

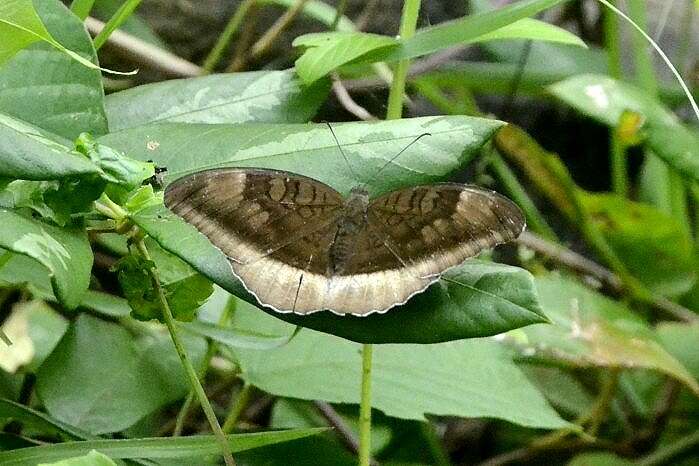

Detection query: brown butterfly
(164, 153), (525, 316)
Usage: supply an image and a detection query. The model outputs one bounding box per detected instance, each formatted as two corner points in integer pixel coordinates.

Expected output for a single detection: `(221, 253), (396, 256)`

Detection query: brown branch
(517, 231), (698, 323)
(85, 17), (202, 78)
(332, 74), (377, 121)
(314, 401), (380, 466)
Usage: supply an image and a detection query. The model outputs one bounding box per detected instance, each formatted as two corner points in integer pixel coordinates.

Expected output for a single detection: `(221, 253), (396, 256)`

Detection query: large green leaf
(0, 428), (328, 465)
(548, 74), (677, 127)
(229, 305), (569, 429)
(105, 70), (330, 131)
(511, 276), (699, 395)
(579, 192), (696, 297)
(0, 0), (107, 139)
(0, 398), (95, 441)
(98, 117), (498, 196)
(643, 123), (699, 183)
(0, 113), (98, 180)
(292, 0), (581, 84)
(386, 0), (572, 61)
(111, 117), (548, 343)
(0, 209), (92, 309)
(38, 450), (116, 466)
(0, 0), (124, 74)
(35, 314), (206, 434)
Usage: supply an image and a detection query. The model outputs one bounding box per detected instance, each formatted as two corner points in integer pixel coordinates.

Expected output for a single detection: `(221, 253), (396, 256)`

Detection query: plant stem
(93, 0), (142, 50)
(202, 0), (257, 73)
(586, 369), (620, 436)
(250, 0), (311, 60)
(358, 343), (373, 466)
(489, 152), (558, 242)
(222, 383), (254, 433)
(135, 239), (236, 466)
(332, 0), (348, 30)
(604, 2), (627, 197)
(637, 429), (699, 466)
(174, 297), (237, 436)
(385, 0), (422, 119)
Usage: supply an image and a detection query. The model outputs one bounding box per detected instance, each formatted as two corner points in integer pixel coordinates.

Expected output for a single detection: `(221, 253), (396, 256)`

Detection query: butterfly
(164, 156), (525, 316)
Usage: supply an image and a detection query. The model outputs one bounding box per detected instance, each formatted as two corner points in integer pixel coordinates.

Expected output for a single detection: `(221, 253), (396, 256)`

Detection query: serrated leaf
(0, 0), (108, 139)
(105, 70), (329, 131)
(35, 314), (206, 434)
(0, 209), (92, 309)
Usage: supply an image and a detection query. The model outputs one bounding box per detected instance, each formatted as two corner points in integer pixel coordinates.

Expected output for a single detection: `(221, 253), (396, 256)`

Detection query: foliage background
(0, 0), (698, 465)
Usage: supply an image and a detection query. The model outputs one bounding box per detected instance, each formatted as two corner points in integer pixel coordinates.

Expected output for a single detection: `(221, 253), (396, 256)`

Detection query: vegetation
(0, 0), (697, 465)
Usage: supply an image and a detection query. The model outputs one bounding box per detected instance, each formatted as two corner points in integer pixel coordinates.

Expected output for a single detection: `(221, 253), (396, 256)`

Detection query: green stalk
(358, 344), (373, 466)
(174, 297), (237, 436)
(202, 0), (257, 73)
(385, 0), (422, 119)
(489, 152), (558, 242)
(627, 0), (690, 236)
(222, 383), (254, 433)
(136, 239), (236, 466)
(331, 0), (348, 30)
(70, 0), (95, 20)
(603, 2), (628, 196)
(638, 429), (699, 466)
(93, 0), (142, 50)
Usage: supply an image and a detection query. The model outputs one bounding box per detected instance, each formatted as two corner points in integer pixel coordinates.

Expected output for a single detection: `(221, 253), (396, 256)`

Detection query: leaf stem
(386, 0), (422, 119)
(489, 152), (558, 242)
(222, 383), (254, 433)
(93, 0), (143, 50)
(135, 239), (236, 466)
(202, 0), (257, 73)
(358, 343), (373, 466)
(174, 297), (237, 436)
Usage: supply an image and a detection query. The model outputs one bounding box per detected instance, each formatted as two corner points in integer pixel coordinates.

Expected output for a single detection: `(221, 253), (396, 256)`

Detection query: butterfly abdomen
(329, 187), (370, 275)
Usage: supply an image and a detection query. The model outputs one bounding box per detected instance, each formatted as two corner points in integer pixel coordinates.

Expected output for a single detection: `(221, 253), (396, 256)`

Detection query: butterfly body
(165, 168), (524, 316)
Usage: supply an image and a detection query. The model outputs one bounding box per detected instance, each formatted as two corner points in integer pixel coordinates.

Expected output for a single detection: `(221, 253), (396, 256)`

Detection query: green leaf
(232, 326), (570, 429)
(0, 0), (132, 75)
(579, 192), (696, 297)
(38, 450), (116, 466)
(23, 300), (68, 372)
(112, 254), (161, 321)
(0, 0), (108, 139)
(644, 123), (699, 183)
(179, 319), (299, 350)
(568, 452), (634, 466)
(511, 276), (699, 395)
(75, 134), (154, 191)
(1, 177), (106, 226)
(457, 17), (585, 47)
(113, 117), (548, 343)
(105, 70), (330, 131)
(36, 314), (206, 434)
(656, 322), (699, 382)
(549, 74), (677, 127)
(0, 209), (92, 309)
(293, 32), (398, 84)
(0, 113), (99, 180)
(0, 398), (96, 441)
(0, 428), (328, 465)
(98, 117), (502, 196)
(386, 0), (570, 61)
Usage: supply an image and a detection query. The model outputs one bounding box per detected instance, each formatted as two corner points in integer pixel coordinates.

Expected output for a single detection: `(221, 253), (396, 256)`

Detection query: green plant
(0, 0), (698, 465)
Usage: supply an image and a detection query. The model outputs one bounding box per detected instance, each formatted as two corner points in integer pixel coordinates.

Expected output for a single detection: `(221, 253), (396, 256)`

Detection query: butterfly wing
(329, 183), (525, 313)
(164, 168), (345, 312)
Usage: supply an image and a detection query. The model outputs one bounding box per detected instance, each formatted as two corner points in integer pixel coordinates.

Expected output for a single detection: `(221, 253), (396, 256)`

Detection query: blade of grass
(202, 0), (257, 73)
(93, 0), (143, 50)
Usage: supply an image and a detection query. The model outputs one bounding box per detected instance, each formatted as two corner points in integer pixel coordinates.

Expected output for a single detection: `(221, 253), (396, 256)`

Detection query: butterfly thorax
(329, 186), (370, 275)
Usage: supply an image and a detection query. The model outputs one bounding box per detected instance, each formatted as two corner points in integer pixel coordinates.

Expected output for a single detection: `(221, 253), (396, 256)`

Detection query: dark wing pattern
(364, 183), (525, 278)
(164, 168), (346, 313)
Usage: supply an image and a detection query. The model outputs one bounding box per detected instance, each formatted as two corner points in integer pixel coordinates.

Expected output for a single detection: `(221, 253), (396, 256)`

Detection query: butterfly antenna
(366, 132), (431, 187)
(326, 122), (360, 182)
